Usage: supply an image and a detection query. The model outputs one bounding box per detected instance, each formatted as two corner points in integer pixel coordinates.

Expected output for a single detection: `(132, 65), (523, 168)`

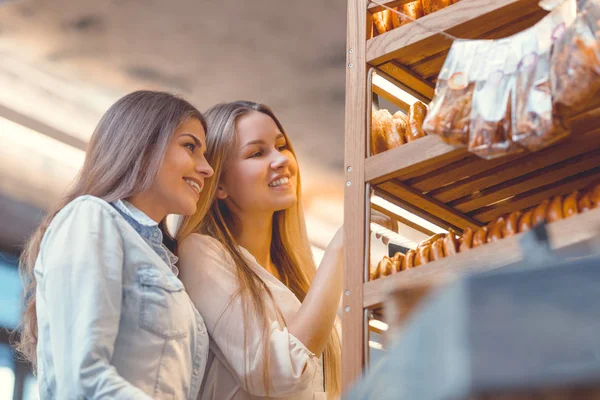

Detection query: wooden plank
(371, 203), (436, 236)
(365, 135), (467, 184)
(366, 0), (542, 66)
(342, 0), (368, 391)
(372, 84), (410, 111)
(378, 61), (435, 101)
(451, 149), (600, 213)
(368, 0), (417, 13)
(471, 166), (600, 223)
(363, 206), (600, 309)
(378, 180), (482, 230)
(429, 131), (600, 203)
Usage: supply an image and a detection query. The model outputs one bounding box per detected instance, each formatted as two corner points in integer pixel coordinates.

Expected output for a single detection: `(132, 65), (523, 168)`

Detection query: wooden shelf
(366, 105), (600, 230)
(363, 206), (600, 310)
(366, 0), (547, 97)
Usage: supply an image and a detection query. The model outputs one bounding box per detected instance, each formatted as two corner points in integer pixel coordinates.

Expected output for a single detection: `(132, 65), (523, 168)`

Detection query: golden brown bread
(563, 191), (579, 218)
(419, 233), (446, 248)
(546, 195), (564, 222)
(415, 244), (430, 266)
(373, 10), (393, 35)
(392, 1), (424, 28)
(379, 256), (393, 277)
(487, 217), (504, 243)
(460, 227), (473, 252)
(406, 101), (428, 142)
(472, 226), (488, 248)
(443, 229), (459, 256)
(392, 252), (405, 273)
(390, 111), (408, 147)
(370, 109), (393, 155)
(578, 190), (593, 212)
(422, 0), (453, 15)
(369, 263), (380, 281)
(591, 183), (600, 208)
(532, 199), (550, 226)
(518, 209), (534, 233)
(403, 250), (416, 270)
(431, 238), (445, 261)
(503, 211), (522, 237)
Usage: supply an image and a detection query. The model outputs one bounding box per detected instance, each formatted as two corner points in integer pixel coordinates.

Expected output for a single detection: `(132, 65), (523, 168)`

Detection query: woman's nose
(270, 151), (289, 170)
(196, 157), (214, 178)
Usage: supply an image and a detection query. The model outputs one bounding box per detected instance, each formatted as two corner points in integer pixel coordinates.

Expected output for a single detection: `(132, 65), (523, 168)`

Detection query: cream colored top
(178, 234), (326, 400)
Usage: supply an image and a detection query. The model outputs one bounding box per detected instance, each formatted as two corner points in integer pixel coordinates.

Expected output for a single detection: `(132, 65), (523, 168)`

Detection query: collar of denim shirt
(112, 199), (179, 276)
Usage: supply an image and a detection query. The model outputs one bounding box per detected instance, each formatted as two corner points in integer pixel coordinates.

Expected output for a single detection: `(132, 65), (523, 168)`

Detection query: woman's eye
(184, 143), (196, 152)
(250, 151), (262, 158)
(277, 145), (287, 151)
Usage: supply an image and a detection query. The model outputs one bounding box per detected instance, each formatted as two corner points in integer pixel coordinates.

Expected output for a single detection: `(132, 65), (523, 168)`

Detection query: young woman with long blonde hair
(17, 90), (214, 399)
(177, 101), (343, 399)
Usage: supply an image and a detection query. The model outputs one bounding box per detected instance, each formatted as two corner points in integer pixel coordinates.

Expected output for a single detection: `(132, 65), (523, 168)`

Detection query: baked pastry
(422, 0), (453, 15)
(518, 209), (534, 233)
(442, 229), (459, 256)
(373, 9), (393, 35)
(532, 199), (550, 226)
(487, 217), (504, 243)
(419, 233), (446, 248)
(370, 109), (393, 155)
(392, 1), (424, 28)
(502, 211), (522, 237)
(546, 195), (564, 222)
(578, 190), (593, 212)
(431, 238), (445, 261)
(406, 101), (428, 142)
(392, 252), (405, 273)
(472, 226), (488, 248)
(415, 244), (431, 266)
(563, 191), (579, 218)
(460, 227), (473, 251)
(379, 256), (393, 277)
(390, 111), (408, 147)
(591, 183), (600, 208)
(369, 263), (380, 281)
(402, 249), (416, 270)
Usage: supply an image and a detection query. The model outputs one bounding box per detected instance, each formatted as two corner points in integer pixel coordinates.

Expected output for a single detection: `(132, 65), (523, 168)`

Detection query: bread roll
(419, 232), (446, 248)
(392, 252), (405, 273)
(518, 209), (534, 233)
(487, 217), (504, 243)
(563, 191), (579, 218)
(392, 0), (424, 28)
(460, 227), (473, 251)
(422, 0), (453, 15)
(591, 183), (600, 208)
(502, 211), (522, 237)
(406, 101), (428, 142)
(403, 250), (416, 270)
(546, 195), (564, 222)
(369, 263), (380, 281)
(472, 226), (488, 248)
(578, 190), (593, 212)
(379, 256), (393, 277)
(390, 111), (408, 147)
(532, 199), (550, 226)
(443, 229), (459, 256)
(373, 9), (393, 35)
(431, 238), (445, 261)
(370, 109), (393, 155)
(415, 244), (430, 266)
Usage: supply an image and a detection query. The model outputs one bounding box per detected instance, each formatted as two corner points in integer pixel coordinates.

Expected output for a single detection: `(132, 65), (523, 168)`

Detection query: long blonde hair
(16, 90), (206, 369)
(177, 101), (341, 396)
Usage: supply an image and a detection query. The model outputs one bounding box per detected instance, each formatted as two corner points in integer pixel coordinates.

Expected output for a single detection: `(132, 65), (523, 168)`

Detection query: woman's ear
(216, 186), (228, 200)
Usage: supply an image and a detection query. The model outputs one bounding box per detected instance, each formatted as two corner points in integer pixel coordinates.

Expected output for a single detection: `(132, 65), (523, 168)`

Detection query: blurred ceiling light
(369, 319), (389, 332)
(368, 340), (384, 350)
(371, 196), (448, 235)
(372, 73), (420, 107)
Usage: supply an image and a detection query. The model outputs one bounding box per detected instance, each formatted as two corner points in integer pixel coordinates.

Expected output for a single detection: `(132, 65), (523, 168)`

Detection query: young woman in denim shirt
(176, 102), (343, 400)
(16, 90), (214, 399)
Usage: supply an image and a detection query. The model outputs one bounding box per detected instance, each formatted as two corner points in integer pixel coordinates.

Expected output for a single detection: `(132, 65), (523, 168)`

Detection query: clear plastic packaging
(551, 0), (600, 115)
(513, 0), (576, 151)
(422, 40), (480, 146)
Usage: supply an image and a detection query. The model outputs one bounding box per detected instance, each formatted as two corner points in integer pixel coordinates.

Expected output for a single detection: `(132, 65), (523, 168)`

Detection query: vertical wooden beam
(343, 0), (368, 392)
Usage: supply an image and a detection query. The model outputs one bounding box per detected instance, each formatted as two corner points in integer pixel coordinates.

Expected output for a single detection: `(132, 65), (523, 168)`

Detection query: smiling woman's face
(216, 110), (298, 215)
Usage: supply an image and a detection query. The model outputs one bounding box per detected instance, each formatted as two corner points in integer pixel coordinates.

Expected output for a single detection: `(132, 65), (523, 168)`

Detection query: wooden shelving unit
(342, 0), (600, 392)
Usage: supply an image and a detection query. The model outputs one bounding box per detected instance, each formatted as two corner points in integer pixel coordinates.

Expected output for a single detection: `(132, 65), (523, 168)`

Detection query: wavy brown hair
(16, 90), (206, 369)
(177, 101), (341, 396)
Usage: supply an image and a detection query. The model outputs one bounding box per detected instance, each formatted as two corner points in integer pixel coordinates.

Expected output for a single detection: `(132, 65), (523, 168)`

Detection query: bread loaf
(487, 217), (504, 243)
(403, 249), (416, 270)
(392, 252), (405, 273)
(392, 0), (424, 28)
(390, 111), (408, 147)
(578, 190), (593, 212)
(369, 263), (380, 281)
(371, 109), (393, 155)
(460, 227), (473, 251)
(422, 0), (453, 15)
(546, 195), (564, 222)
(503, 211), (522, 237)
(443, 229), (459, 256)
(407, 101), (428, 142)
(373, 10), (393, 35)
(532, 199), (550, 226)
(472, 226), (488, 248)
(591, 183), (600, 208)
(518, 209), (533, 233)
(563, 191), (579, 218)
(431, 238), (445, 261)
(415, 244), (430, 265)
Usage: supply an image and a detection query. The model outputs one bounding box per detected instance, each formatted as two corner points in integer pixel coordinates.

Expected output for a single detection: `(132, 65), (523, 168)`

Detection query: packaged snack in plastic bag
(513, 0), (576, 151)
(551, 0), (600, 114)
(468, 39), (521, 159)
(422, 40), (480, 146)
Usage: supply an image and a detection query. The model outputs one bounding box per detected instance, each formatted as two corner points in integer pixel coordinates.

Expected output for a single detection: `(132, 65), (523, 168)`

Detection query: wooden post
(342, 0), (368, 392)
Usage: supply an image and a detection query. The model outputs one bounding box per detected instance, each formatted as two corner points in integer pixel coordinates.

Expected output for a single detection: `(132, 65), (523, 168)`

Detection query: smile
(184, 178), (201, 195)
(269, 176), (290, 188)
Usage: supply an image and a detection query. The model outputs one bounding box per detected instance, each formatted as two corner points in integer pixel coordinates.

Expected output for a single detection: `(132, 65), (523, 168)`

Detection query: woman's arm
(287, 226), (344, 356)
(40, 199), (152, 399)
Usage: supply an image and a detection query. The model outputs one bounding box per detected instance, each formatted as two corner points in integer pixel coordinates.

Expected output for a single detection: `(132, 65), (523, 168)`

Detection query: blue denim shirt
(34, 195), (208, 399)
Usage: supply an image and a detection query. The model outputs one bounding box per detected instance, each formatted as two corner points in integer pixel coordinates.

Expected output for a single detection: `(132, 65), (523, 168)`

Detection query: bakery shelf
(363, 206), (600, 310)
(367, 0), (547, 96)
(368, 0), (416, 13)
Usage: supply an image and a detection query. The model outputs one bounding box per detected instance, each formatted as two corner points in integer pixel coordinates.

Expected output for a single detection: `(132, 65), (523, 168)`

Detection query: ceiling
(0, 0), (349, 253)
